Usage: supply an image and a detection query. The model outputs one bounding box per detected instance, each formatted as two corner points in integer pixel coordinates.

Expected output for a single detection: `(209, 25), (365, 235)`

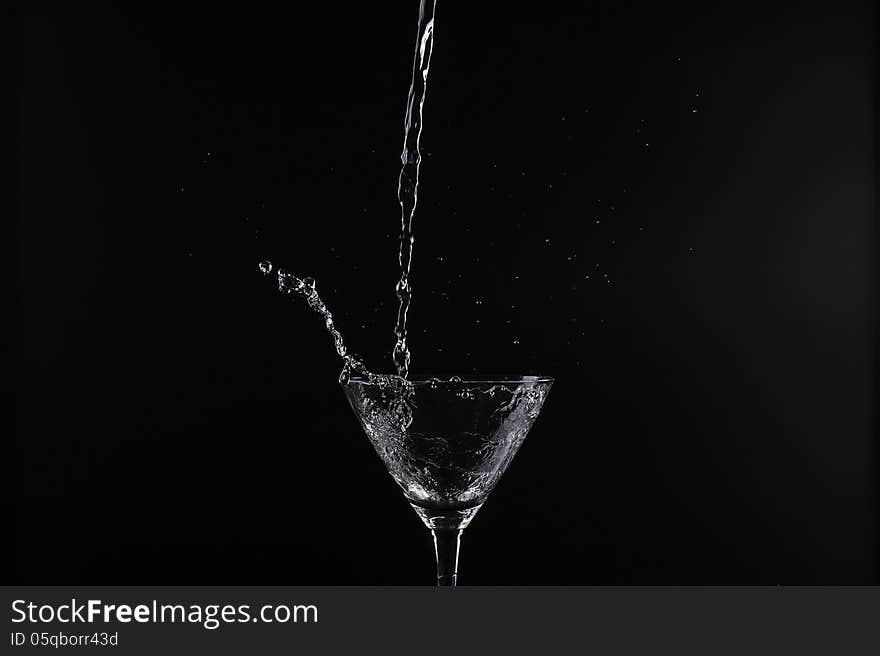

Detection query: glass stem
(432, 528), (462, 586)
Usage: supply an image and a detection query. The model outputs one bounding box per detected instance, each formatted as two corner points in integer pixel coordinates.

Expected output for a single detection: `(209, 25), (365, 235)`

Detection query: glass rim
(342, 375), (554, 385)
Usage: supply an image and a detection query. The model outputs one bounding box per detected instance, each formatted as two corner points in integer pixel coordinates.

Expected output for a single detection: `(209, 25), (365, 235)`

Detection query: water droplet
(513, 339), (520, 345)
(303, 277), (316, 289)
(449, 375), (462, 383)
(258, 261), (273, 275)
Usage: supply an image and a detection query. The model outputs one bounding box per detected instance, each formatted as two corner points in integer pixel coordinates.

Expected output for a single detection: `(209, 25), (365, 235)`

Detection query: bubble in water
(303, 277), (316, 289)
(258, 261), (273, 275)
(449, 375), (463, 384)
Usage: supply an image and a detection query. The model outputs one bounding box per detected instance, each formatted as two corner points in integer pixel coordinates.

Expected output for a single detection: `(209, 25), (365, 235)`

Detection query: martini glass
(341, 375), (553, 585)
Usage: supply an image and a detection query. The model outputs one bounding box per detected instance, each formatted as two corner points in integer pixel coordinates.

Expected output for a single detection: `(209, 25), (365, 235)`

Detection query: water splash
(260, 0), (438, 382)
(260, 261), (373, 384)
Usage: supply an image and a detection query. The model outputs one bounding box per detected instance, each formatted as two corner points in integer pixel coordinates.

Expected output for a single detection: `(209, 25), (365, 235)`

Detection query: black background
(14, 0), (877, 583)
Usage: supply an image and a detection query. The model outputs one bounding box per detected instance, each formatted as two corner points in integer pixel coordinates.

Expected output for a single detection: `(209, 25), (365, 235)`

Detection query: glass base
(409, 503), (483, 531)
